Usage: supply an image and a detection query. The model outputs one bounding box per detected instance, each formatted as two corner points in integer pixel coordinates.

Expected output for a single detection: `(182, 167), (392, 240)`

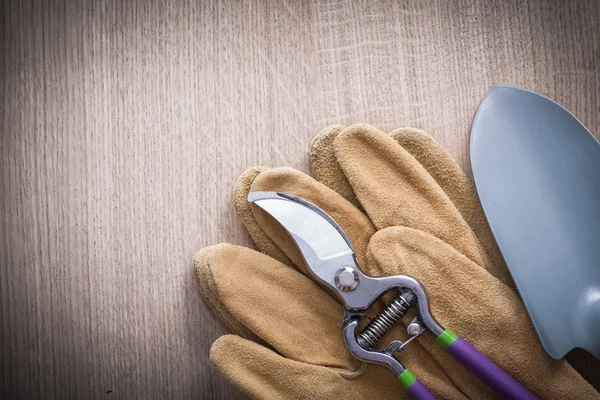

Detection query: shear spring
(358, 290), (415, 348)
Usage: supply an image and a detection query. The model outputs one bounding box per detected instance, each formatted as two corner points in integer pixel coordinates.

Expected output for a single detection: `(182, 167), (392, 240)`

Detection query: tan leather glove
(195, 125), (597, 399)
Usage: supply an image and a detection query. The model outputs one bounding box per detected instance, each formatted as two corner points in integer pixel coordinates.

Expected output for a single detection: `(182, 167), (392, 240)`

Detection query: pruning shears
(249, 191), (536, 400)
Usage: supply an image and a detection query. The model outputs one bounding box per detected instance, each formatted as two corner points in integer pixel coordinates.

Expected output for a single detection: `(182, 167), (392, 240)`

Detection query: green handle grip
(398, 369), (436, 399)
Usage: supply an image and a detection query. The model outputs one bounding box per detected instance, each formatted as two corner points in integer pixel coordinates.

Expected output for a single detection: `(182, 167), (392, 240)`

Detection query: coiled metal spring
(358, 290), (416, 349)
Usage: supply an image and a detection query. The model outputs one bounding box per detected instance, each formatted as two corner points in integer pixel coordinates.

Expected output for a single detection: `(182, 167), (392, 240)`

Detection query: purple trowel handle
(446, 336), (537, 400)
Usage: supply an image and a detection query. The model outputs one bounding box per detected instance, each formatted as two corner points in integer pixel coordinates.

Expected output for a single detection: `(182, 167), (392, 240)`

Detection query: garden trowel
(470, 85), (600, 360)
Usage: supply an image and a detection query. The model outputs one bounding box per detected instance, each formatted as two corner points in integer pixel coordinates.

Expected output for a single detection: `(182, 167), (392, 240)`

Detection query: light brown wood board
(1, 0), (599, 398)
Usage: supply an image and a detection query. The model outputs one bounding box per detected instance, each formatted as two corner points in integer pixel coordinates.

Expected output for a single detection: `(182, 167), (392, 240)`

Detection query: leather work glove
(195, 124), (598, 399)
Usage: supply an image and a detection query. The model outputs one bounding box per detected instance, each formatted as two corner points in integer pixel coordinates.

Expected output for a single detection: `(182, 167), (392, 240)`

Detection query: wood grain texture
(1, 0), (598, 398)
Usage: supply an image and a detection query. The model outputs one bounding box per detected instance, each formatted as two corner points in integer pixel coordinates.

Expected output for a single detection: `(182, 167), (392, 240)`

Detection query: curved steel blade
(248, 191), (382, 310)
(248, 192), (354, 260)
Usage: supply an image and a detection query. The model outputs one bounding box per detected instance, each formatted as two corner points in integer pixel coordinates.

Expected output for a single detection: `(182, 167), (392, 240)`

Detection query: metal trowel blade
(470, 85), (600, 359)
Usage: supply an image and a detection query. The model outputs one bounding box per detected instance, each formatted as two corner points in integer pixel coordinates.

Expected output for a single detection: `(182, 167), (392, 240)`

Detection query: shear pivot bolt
(335, 267), (359, 291)
(407, 322), (423, 336)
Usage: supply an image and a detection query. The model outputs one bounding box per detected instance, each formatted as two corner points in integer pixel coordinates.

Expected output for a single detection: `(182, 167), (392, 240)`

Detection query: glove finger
(249, 167), (375, 274)
(210, 334), (384, 400)
(195, 243), (358, 370)
(233, 166), (293, 267)
(310, 125), (359, 207)
(211, 334), (471, 400)
(334, 124), (505, 285)
(368, 227), (598, 400)
(389, 127), (511, 289)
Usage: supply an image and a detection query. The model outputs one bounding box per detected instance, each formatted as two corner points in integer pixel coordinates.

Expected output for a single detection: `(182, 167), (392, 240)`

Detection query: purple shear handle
(447, 337), (537, 400)
(406, 379), (436, 400)
(398, 370), (436, 400)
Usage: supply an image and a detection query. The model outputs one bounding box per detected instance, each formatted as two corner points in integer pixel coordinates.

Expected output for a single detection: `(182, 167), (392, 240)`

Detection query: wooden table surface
(1, 0), (599, 398)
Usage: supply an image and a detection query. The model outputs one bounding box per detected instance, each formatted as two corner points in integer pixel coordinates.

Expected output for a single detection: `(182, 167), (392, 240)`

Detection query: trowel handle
(436, 330), (537, 400)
